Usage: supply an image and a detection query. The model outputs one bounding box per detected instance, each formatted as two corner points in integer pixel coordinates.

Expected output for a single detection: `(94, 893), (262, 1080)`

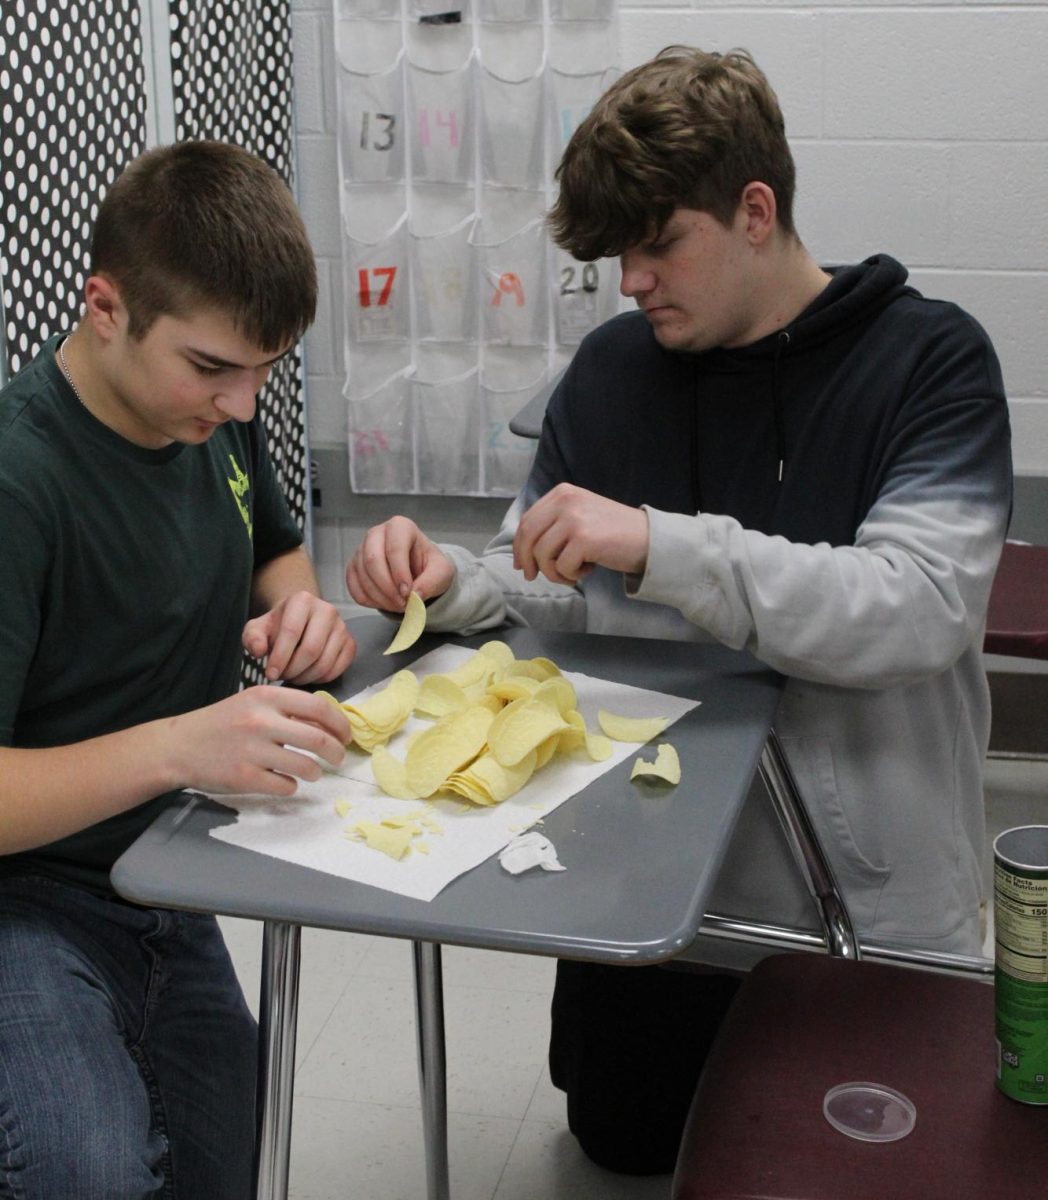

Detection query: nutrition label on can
(995, 863), (1048, 983)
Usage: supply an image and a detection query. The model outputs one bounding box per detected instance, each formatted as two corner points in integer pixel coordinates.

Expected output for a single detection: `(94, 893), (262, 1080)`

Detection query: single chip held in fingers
(384, 590), (427, 655)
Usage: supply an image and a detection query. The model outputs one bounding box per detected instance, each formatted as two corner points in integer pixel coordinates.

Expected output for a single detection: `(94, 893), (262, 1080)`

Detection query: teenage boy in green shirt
(0, 141), (355, 1198)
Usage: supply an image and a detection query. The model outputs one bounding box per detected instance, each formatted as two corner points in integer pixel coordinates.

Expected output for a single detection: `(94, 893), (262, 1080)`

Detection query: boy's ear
(83, 274), (128, 344)
(739, 181), (777, 246)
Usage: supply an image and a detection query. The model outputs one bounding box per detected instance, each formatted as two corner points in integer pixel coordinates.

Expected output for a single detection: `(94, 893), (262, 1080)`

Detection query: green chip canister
(994, 825), (1048, 1104)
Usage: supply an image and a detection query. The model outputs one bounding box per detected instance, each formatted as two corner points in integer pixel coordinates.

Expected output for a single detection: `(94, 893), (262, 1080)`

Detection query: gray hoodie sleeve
(634, 382), (1011, 689)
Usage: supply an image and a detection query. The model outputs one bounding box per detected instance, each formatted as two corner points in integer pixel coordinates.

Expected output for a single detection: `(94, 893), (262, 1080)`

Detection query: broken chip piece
(349, 820), (416, 860)
(630, 743), (682, 785)
(384, 590), (427, 655)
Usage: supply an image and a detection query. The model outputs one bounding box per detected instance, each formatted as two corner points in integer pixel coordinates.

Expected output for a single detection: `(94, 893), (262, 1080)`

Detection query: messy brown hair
(91, 141), (316, 350)
(549, 46), (797, 261)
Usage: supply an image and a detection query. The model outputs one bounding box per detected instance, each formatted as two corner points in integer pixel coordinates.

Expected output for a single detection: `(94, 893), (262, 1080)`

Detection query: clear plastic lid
(823, 1082), (916, 1142)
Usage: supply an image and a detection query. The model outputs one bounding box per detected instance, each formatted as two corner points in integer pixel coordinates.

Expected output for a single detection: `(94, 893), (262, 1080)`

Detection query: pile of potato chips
(320, 640), (679, 809)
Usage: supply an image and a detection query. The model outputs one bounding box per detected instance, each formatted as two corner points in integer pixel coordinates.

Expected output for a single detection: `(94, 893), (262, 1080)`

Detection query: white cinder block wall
(290, 0), (1048, 609)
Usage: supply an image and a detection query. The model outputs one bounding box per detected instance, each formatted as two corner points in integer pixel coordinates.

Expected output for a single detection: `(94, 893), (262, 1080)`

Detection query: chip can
(994, 825), (1048, 1104)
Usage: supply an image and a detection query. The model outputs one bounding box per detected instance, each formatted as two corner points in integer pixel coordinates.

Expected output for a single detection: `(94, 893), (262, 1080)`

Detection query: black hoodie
(529, 254), (1007, 550)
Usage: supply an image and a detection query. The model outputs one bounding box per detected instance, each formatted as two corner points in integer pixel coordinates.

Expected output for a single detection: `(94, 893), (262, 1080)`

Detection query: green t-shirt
(0, 334), (303, 890)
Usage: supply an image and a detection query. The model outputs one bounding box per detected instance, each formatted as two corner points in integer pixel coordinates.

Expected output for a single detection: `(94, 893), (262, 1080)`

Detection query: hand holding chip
(513, 484), (650, 585)
(347, 516), (455, 612)
(163, 686), (352, 798)
(242, 590), (357, 684)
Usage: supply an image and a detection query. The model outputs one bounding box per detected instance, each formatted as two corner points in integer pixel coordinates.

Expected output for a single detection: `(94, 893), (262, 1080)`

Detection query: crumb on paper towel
(346, 817), (426, 860)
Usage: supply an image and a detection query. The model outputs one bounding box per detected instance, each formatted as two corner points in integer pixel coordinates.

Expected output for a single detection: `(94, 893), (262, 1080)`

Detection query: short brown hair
(91, 141), (316, 350)
(548, 46), (797, 261)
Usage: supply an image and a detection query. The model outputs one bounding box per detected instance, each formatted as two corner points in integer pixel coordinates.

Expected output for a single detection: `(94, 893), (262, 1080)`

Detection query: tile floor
(219, 755), (1048, 1200)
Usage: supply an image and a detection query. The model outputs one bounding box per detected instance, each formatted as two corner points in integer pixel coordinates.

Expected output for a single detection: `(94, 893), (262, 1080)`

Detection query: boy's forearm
(0, 725), (179, 856)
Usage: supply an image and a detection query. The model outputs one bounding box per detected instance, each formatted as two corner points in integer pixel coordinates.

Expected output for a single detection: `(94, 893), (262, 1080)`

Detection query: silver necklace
(58, 337), (85, 407)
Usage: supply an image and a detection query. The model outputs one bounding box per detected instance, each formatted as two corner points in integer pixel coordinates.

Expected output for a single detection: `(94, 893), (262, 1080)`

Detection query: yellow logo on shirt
(227, 453), (253, 540)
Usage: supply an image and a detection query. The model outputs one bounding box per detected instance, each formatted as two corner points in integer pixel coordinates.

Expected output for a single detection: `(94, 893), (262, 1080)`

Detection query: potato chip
(414, 674), (469, 718)
(487, 695), (572, 767)
(445, 650), (498, 690)
(555, 710), (587, 755)
(486, 676), (541, 704)
(597, 709), (669, 743)
(446, 749), (538, 806)
(533, 677), (577, 716)
(371, 746), (420, 800)
(477, 640), (515, 669)
(584, 732), (614, 761)
(630, 743), (682, 785)
(383, 590), (427, 655)
(533, 734), (560, 769)
(344, 669), (420, 751)
(406, 705), (495, 797)
(504, 658), (559, 683)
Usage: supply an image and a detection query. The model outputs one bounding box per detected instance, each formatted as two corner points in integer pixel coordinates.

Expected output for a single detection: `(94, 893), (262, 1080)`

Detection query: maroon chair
(672, 953), (1045, 1200)
(984, 540), (1048, 660)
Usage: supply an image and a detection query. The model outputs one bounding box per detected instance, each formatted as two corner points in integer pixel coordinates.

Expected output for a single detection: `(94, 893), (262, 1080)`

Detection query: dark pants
(549, 958), (741, 1175)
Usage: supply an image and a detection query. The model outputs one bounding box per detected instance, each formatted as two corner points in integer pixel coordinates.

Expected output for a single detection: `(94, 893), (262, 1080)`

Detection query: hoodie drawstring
(773, 330), (791, 483)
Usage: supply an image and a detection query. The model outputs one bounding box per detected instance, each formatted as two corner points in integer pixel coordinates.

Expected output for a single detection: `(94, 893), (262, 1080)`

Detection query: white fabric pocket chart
(334, 0), (619, 495)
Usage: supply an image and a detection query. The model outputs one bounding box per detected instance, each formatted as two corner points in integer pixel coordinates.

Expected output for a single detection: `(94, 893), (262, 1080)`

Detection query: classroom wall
(290, 0), (1048, 611)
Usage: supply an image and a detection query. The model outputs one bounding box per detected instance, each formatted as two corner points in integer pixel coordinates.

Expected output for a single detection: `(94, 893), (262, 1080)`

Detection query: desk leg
(254, 920), (302, 1200)
(412, 940), (450, 1200)
(759, 730), (859, 960)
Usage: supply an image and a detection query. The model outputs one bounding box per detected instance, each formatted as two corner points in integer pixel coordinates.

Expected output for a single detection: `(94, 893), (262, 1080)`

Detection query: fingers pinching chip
(384, 590), (427, 655)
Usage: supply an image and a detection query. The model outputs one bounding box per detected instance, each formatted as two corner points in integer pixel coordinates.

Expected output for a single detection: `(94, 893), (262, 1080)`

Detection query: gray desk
(112, 618), (787, 1200)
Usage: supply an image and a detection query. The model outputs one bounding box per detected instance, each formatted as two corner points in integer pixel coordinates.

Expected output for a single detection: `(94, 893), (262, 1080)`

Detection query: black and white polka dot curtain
(168, 0), (309, 536)
(167, 0), (308, 685)
(0, 0), (147, 377)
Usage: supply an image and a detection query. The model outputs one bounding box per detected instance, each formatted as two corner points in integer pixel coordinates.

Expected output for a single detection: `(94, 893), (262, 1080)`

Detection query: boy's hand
(347, 516), (455, 612)
(513, 483), (650, 585)
(242, 592), (356, 684)
(166, 686), (352, 797)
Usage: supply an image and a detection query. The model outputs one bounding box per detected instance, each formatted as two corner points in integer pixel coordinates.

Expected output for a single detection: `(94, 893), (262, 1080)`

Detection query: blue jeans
(0, 874), (257, 1199)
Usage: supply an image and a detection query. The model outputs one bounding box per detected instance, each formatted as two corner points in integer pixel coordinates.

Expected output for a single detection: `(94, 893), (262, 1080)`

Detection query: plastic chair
(671, 953), (1045, 1200)
(984, 540), (1048, 660)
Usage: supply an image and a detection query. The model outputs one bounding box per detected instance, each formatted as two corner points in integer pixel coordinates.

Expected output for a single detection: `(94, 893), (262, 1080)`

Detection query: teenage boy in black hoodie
(345, 47), (1011, 1175)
